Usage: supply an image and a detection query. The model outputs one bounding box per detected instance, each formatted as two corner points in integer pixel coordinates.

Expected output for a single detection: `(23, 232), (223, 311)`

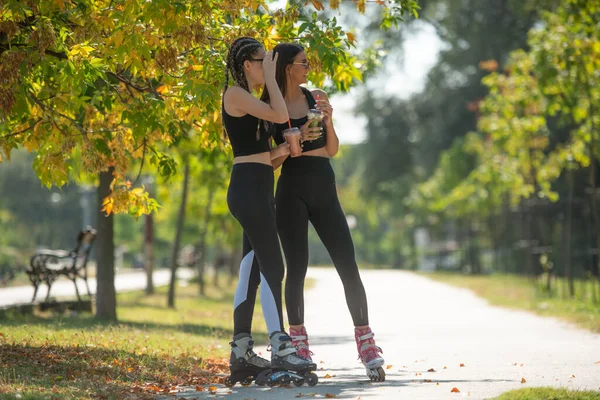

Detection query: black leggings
(275, 156), (369, 326)
(228, 163), (285, 336)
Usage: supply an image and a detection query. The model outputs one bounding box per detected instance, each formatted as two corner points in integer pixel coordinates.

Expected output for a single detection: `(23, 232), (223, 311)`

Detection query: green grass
(0, 280), (267, 399)
(491, 387), (600, 399)
(421, 272), (600, 333)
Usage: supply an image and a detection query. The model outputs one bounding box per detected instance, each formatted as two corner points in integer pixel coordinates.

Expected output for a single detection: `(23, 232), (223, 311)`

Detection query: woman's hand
(300, 119), (323, 142)
(316, 98), (333, 125)
(263, 50), (278, 81)
(271, 142), (290, 160)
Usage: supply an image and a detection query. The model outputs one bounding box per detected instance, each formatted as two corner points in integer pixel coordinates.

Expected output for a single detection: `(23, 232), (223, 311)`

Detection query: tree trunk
(565, 168), (575, 297)
(167, 162), (191, 309)
(144, 211), (155, 295)
(196, 188), (215, 296)
(96, 168), (117, 321)
(213, 242), (222, 289)
(229, 244), (241, 286)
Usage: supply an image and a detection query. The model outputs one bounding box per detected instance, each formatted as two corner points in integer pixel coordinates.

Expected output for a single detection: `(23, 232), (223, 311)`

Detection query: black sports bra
(222, 104), (271, 158)
(272, 88), (327, 153)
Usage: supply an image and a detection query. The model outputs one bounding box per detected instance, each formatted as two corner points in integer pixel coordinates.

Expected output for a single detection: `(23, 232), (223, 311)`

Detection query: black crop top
(272, 88), (327, 153)
(222, 105), (271, 157)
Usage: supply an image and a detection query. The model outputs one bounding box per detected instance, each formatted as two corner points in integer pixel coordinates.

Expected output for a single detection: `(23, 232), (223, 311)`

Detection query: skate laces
(355, 329), (383, 363)
(290, 327), (313, 360)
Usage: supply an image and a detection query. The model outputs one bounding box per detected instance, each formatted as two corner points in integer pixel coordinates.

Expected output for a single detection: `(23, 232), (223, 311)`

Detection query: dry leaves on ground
(521, 378), (527, 383)
(451, 387), (460, 393)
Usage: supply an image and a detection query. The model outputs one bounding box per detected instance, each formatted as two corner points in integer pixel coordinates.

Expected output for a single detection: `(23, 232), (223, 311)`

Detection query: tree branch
(0, 119), (42, 139)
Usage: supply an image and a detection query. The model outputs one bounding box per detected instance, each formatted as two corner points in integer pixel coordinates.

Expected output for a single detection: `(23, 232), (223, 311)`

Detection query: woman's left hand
(317, 99), (333, 125)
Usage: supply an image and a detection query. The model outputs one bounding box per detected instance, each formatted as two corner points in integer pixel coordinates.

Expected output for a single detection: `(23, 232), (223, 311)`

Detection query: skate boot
(224, 333), (270, 387)
(355, 327), (385, 382)
(255, 331), (318, 387)
(289, 326), (313, 362)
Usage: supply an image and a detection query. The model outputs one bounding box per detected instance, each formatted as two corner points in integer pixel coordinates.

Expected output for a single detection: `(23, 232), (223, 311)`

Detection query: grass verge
(491, 387), (600, 399)
(0, 280), (267, 399)
(420, 272), (600, 333)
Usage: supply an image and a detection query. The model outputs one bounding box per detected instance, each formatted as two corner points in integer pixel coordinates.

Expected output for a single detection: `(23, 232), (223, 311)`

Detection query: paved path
(171, 268), (600, 399)
(0, 268), (194, 307)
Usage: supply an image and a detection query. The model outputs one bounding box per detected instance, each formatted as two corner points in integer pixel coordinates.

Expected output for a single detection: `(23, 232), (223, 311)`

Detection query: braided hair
(223, 37), (265, 140)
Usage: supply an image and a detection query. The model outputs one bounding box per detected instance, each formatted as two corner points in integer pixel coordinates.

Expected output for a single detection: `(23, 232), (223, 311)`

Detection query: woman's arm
(312, 89), (339, 157)
(270, 142), (290, 170)
(224, 51), (289, 124)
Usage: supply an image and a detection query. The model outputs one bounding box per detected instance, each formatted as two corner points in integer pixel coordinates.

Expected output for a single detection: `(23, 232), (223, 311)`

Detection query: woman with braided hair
(221, 37), (317, 387)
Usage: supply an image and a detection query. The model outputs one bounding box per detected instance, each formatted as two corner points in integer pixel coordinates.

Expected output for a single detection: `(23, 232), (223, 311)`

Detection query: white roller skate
(355, 327), (385, 382)
(225, 333), (270, 387)
(255, 331), (318, 387)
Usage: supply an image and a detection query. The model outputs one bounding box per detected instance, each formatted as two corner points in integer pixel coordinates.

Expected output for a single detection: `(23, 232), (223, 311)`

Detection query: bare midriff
(233, 151), (272, 166)
(301, 147), (329, 158)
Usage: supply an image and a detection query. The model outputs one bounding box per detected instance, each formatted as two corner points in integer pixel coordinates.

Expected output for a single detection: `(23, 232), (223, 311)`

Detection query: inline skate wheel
(306, 372), (318, 387)
(255, 370), (270, 386)
(369, 367), (385, 382)
(224, 376), (234, 388)
(293, 378), (304, 387)
(241, 377), (253, 387)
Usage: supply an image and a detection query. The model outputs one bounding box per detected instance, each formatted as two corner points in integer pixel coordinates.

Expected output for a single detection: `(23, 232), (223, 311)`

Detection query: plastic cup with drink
(283, 126), (302, 157)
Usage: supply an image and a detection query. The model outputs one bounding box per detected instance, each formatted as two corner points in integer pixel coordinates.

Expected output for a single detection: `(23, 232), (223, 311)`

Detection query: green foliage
(0, 0), (419, 214)
(411, 0), (600, 217)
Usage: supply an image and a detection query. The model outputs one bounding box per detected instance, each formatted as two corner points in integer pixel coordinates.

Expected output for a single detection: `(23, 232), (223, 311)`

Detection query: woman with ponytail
(221, 37), (316, 387)
(269, 43), (386, 382)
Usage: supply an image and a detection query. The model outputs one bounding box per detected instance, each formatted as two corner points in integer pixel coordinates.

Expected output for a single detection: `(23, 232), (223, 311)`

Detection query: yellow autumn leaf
(451, 387), (460, 393)
(156, 85), (168, 94)
(101, 197), (114, 215)
(346, 32), (356, 44)
(131, 188), (144, 196)
(311, 0), (325, 11)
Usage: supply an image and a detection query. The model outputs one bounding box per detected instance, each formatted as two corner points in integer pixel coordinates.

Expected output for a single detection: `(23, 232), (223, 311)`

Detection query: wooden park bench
(27, 227), (96, 302)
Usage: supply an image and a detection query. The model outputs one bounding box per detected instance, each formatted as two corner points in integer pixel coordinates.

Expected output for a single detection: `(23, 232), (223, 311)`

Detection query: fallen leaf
(468, 392), (471, 396)
(521, 378), (527, 384)
(208, 386), (217, 394)
(451, 387), (460, 393)
(520, 364), (524, 367)
(513, 362), (518, 366)
(386, 365), (392, 370)
(460, 363), (465, 367)
(296, 394), (303, 398)
(195, 386), (204, 391)
(416, 372), (422, 376)
(428, 368), (436, 372)
(425, 379), (432, 383)
(595, 361), (600, 364)
(571, 374), (576, 378)
(443, 366), (447, 369)
(436, 383), (440, 386)
(320, 361), (325, 364)
(325, 395), (337, 399)
(324, 374), (332, 379)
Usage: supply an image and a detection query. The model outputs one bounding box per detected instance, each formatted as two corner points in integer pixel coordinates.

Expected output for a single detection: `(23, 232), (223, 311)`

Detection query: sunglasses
(292, 61), (311, 68)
